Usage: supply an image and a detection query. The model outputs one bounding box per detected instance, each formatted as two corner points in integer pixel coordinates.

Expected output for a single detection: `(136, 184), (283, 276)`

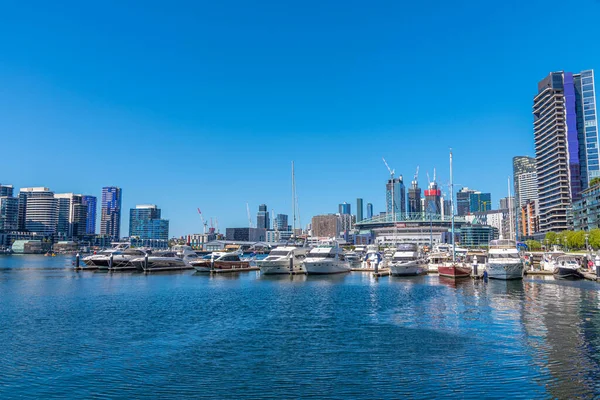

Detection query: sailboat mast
(450, 149), (455, 263)
(292, 161), (296, 233)
(507, 176), (514, 241)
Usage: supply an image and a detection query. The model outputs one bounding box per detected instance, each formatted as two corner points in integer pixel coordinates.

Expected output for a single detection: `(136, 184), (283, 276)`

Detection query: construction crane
(246, 203), (253, 228)
(382, 157), (396, 222)
(197, 208), (208, 234)
(426, 171), (431, 185)
(382, 157), (395, 180)
(413, 166), (419, 183)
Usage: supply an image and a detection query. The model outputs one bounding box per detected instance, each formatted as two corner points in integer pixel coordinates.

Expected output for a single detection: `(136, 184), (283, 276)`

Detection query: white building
(19, 187), (57, 235)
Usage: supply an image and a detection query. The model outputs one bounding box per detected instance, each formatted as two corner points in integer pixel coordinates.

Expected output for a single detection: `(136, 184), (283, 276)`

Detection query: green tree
(526, 240), (542, 251)
(589, 228), (600, 250)
(590, 177), (600, 188)
(545, 232), (558, 246)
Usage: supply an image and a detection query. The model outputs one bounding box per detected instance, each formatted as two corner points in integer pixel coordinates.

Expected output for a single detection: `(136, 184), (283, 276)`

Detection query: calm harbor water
(1, 256), (600, 399)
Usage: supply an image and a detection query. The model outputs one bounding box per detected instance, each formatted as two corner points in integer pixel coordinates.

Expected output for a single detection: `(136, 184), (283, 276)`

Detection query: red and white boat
(438, 262), (471, 278)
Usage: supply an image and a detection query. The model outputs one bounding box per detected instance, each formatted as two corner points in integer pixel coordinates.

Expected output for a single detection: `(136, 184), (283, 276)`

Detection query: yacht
(344, 251), (362, 269)
(553, 255), (584, 280)
(360, 244), (384, 270)
(427, 252), (450, 272)
(257, 246), (308, 275)
(303, 240), (351, 275)
(131, 245), (198, 272)
(83, 242), (131, 266)
(389, 243), (428, 276)
(540, 246), (566, 272)
(96, 248), (150, 271)
(190, 251), (251, 272)
(486, 239), (524, 280)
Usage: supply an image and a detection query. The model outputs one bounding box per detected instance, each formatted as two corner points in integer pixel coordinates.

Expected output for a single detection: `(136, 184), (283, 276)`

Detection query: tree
(589, 228), (600, 250)
(590, 177), (600, 188)
(526, 240), (542, 251)
(545, 232), (558, 246)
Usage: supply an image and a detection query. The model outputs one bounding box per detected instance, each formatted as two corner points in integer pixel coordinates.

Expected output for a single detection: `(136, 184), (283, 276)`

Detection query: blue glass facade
(338, 202), (351, 215)
(129, 205), (169, 240)
(81, 195), (97, 235)
(579, 70), (599, 185)
(469, 193), (492, 213)
(100, 187), (121, 239)
(386, 177), (406, 217)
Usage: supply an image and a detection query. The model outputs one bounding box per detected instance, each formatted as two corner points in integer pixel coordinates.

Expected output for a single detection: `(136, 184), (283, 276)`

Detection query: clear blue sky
(1, 0), (599, 236)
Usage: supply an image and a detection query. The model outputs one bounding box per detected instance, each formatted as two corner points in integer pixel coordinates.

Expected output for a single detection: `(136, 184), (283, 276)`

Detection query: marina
(2, 255), (600, 398)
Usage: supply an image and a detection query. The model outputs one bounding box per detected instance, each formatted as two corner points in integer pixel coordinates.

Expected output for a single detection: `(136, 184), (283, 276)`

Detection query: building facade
(129, 204), (169, 240)
(460, 224), (499, 247)
(81, 195), (97, 235)
(386, 177), (406, 218)
(424, 181), (441, 215)
(19, 187), (57, 235)
(407, 179), (422, 214)
(338, 202), (351, 215)
(573, 185), (600, 231)
(534, 70), (598, 232)
(469, 192), (492, 213)
(520, 200), (540, 237)
(55, 193), (87, 239)
(356, 198), (364, 222)
(311, 214), (340, 238)
(274, 214), (288, 231)
(0, 196), (18, 231)
(456, 188), (475, 216)
(256, 204), (270, 230)
(366, 203), (373, 219)
(225, 227), (266, 242)
(100, 187), (122, 240)
(0, 184), (14, 197)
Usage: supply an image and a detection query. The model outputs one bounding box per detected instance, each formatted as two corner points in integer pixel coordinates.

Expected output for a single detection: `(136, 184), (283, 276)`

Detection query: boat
(95, 248), (151, 271)
(132, 245), (198, 272)
(83, 242), (131, 266)
(360, 244), (384, 270)
(389, 243), (428, 276)
(427, 252), (449, 272)
(190, 250), (251, 272)
(553, 255), (584, 280)
(540, 246), (566, 272)
(257, 246), (308, 275)
(437, 149), (471, 279)
(303, 240), (351, 275)
(344, 251), (362, 268)
(486, 239), (524, 280)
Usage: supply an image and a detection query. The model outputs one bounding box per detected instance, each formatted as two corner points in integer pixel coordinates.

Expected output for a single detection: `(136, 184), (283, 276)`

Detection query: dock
(524, 270), (553, 276)
(373, 268), (391, 277)
(582, 271), (599, 282)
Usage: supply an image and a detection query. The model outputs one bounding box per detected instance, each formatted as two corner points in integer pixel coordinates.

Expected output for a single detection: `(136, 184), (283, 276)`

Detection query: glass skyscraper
(100, 187), (122, 240)
(386, 176), (406, 218)
(82, 195), (97, 235)
(256, 204), (270, 230)
(129, 205), (169, 240)
(366, 203), (373, 219)
(356, 198), (364, 222)
(338, 202), (351, 215)
(534, 70), (598, 232)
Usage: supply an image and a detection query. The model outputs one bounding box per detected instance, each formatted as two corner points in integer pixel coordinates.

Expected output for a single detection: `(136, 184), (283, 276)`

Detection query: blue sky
(1, 0), (599, 236)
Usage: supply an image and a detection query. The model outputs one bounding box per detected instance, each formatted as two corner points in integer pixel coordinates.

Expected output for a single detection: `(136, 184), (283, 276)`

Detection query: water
(1, 256), (600, 399)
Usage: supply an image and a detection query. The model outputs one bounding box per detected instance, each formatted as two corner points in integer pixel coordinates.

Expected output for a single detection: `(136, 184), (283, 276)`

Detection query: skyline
(1, 0), (599, 236)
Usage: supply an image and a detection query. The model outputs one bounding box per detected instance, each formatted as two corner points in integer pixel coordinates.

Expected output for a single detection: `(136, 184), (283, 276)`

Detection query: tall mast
(450, 149), (455, 263)
(508, 177), (514, 241)
(292, 161), (296, 233)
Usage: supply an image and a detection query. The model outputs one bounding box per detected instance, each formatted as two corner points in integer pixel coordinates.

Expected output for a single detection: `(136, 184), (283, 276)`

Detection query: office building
(534, 70), (598, 232)
(424, 180), (441, 215)
(19, 187), (57, 235)
(0, 184), (14, 197)
(129, 204), (169, 240)
(256, 204), (270, 230)
(225, 227), (266, 242)
(366, 203), (373, 219)
(339, 202), (351, 215)
(338, 213), (354, 234)
(513, 156), (537, 204)
(521, 200), (540, 237)
(386, 176), (406, 218)
(81, 195), (97, 235)
(0, 196), (18, 231)
(274, 214), (288, 231)
(460, 224), (498, 248)
(456, 188), (475, 216)
(356, 198), (364, 222)
(573, 185), (600, 231)
(311, 214), (340, 238)
(55, 193), (87, 239)
(100, 187), (122, 240)
(469, 192), (492, 213)
(407, 178), (422, 214)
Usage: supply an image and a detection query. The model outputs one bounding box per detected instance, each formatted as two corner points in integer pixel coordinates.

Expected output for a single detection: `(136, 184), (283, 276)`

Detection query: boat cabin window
(489, 253), (520, 259)
(393, 256), (414, 262)
(269, 250), (291, 257)
(220, 255), (241, 262)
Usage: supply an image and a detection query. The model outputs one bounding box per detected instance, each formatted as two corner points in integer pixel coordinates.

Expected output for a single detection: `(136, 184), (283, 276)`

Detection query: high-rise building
(81, 195), (97, 235)
(129, 204), (169, 240)
(424, 181), (441, 215)
(534, 70), (598, 232)
(225, 227), (266, 242)
(517, 172), (538, 207)
(456, 188), (475, 216)
(101, 187), (122, 240)
(256, 204), (270, 230)
(499, 196), (515, 211)
(55, 193), (87, 239)
(366, 203), (373, 219)
(337, 213), (354, 234)
(356, 198), (364, 222)
(407, 178), (422, 214)
(274, 214), (288, 231)
(469, 192), (492, 213)
(19, 187), (57, 235)
(311, 214), (340, 238)
(0, 184), (14, 197)
(0, 196), (18, 231)
(386, 176), (406, 218)
(339, 202), (351, 215)
(512, 156), (536, 204)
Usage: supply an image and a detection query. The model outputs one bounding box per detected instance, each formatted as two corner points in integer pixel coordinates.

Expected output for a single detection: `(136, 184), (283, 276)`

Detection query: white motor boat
(540, 246), (566, 271)
(132, 245), (198, 272)
(486, 239), (524, 280)
(389, 243), (428, 276)
(553, 255), (584, 280)
(190, 250), (251, 272)
(83, 242), (131, 266)
(360, 244), (384, 270)
(304, 240), (351, 275)
(344, 251), (362, 269)
(257, 246), (307, 275)
(95, 248), (151, 271)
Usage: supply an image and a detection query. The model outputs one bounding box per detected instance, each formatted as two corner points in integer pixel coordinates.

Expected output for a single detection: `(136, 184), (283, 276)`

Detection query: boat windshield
(269, 250), (291, 257)
(393, 256), (415, 262)
(489, 253), (520, 259)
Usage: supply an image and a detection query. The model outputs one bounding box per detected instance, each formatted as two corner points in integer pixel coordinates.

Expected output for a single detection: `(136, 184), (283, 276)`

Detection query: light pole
(585, 234), (589, 252)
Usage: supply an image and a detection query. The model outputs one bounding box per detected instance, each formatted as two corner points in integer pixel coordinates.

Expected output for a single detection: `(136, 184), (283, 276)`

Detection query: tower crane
(383, 157), (396, 222)
(197, 208), (208, 234)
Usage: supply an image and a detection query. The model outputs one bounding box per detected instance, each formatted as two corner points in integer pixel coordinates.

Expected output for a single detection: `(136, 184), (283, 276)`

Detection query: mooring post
(75, 253), (80, 269)
(289, 256), (294, 274)
(109, 253), (114, 271)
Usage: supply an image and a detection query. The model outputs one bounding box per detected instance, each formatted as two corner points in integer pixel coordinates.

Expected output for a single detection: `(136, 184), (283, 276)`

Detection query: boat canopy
(489, 239), (516, 248)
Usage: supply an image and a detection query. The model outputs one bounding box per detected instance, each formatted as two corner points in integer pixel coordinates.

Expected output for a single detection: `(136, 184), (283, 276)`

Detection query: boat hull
(304, 260), (350, 275)
(487, 263), (524, 280)
(553, 267), (584, 280)
(438, 264), (471, 278)
(191, 260), (252, 272)
(390, 261), (428, 276)
(258, 260), (306, 275)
